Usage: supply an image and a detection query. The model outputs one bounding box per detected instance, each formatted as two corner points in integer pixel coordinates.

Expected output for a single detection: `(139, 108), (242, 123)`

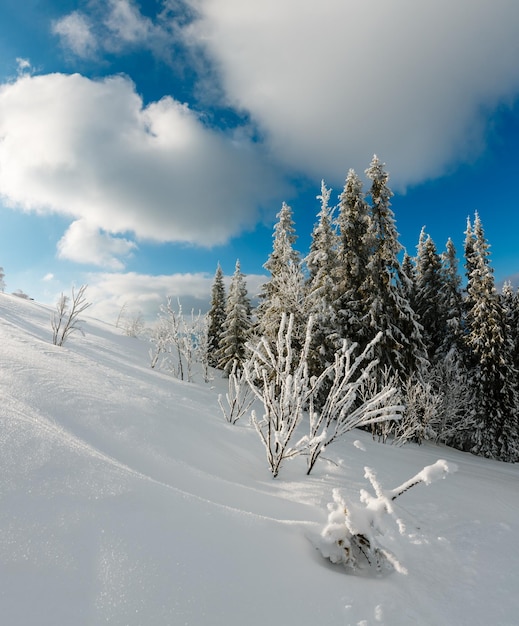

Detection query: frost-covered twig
(218, 361), (254, 424)
(304, 333), (404, 474)
(244, 315), (404, 477)
(51, 284), (91, 347)
(244, 313), (314, 477)
(149, 298), (206, 382)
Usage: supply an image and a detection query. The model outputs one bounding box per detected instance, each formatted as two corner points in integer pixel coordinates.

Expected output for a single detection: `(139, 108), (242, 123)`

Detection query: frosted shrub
(244, 313), (311, 478)
(317, 460), (456, 574)
(51, 284), (91, 347)
(303, 335), (404, 474)
(149, 298), (206, 382)
(218, 361), (254, 424)
(244, 314), (404, 477)
(392, 377), (442, 446)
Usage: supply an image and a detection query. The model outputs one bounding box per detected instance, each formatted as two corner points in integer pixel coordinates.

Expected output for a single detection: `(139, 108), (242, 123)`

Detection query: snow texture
(1, 294), (518, 625)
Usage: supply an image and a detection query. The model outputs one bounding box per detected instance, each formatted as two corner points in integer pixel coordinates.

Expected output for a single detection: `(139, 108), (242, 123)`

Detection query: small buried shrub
(316, 460), (456, 575)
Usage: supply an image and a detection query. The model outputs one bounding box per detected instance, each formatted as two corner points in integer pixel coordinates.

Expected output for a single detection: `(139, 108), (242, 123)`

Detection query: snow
(1, 294), (519, 626)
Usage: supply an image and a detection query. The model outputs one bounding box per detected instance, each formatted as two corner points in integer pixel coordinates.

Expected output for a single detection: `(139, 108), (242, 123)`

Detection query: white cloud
(104, 0), (153, 44)
(53, 2), (180, 62)
(185, 0), (519, 188)
(0, 72), (286, 246)
(57, 219), (137, 269)
(86, 270), (266, 321)
(16, 58), (32, 74)
(43, 273), (55, 282)
(52, 11), (97, 58)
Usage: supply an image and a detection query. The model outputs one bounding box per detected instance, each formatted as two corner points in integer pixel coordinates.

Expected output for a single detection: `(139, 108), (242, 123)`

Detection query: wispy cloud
(52, 11), (97, 58)
(0, 73), (287, 247)
(86, 270), (266, 321)
(104, 0), (153, 45)
(52, 0), (186, 64)
(16, 58), (32, 74)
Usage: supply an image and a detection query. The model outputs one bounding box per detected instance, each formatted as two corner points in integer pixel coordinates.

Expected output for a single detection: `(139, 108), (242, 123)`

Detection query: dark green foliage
(207, 264), (226, 368)
(463, 214), (519, 461)
(304, 181), (340, 380)
(361, 156), (427, 381)
(217, 260), (252, 374)
(245, 160), (518, 463)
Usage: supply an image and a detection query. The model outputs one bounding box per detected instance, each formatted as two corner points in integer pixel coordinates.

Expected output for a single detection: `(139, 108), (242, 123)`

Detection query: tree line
(207, 155), (519, 464)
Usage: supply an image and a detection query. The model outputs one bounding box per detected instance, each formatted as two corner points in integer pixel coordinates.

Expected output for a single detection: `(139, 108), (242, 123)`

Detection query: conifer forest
(206, 156), (519, 465)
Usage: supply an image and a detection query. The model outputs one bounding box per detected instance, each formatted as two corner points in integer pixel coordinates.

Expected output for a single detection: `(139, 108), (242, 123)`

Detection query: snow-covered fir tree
(206, 263), (226, 368)
(217, 260), (252, 375)
(362, 156), (427, 381)
(256, 202), (305, 349)
(400, 251), (418, 314)
(439, 237), (464, 358)
(463, 213), (519, 461)
(304, 181), (340, 379)
(414, 228), (447, 362)
(334, 169), (370, 344)
(422, 236), (471, 448)
(501, 281), (519, 372)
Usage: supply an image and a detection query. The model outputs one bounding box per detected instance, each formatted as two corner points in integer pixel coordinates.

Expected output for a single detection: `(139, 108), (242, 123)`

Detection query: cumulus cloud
(0, 72), (286, 248)
(57, 220), (137, 269)
(52, 11), (97, 58)
(185, 0), (519, 188)
(86, 270), (266, 321)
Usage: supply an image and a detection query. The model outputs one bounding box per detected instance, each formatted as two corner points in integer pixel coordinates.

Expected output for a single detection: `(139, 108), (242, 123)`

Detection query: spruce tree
(463, 213), (519, 461)
(400, 252), (417, 309)
(414, 228), (447, 362)
(362, 155), (427, 380)
(334, 169), (370, 343)
(256, 202), (305, 347)
(206, 263), (226, 368)
(304, 181), (340, 378)
(217, 260), (252, 374)
(501, 281), (519, 372)
(440, 238), (464, 358)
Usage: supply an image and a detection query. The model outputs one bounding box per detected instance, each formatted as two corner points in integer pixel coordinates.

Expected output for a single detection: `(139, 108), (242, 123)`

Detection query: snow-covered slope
(1, 294), (518, 626)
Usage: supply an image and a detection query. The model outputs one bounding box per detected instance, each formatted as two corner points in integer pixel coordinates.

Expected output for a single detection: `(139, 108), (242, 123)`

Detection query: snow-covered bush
(149, 298), (206, 382)
(316, 460), (456, 574)
(392, 377), (442, 446)
(303, 335), (404, 474)
(51, 284), (91, 347)
(244, 313), (312, 477)
(244, 314), (404, 477)
(115, 303), (146, 337)
(218, 360), (254, 424)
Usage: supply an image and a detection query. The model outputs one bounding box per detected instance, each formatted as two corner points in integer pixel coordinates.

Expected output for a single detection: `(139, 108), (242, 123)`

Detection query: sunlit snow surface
(1, 294), (518, 626)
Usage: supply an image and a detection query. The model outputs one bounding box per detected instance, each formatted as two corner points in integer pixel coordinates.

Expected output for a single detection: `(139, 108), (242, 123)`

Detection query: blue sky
(1, 0), (519, 321)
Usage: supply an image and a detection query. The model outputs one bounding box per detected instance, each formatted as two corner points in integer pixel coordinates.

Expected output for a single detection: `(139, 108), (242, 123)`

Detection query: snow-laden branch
(244, 313), (313, 477)
(149, 298), (207, 382)
(218, 361), (255, 424)
(317, 460), (457, 574)
(303, 332), (404, 474)
(244, 314), (404, 477)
